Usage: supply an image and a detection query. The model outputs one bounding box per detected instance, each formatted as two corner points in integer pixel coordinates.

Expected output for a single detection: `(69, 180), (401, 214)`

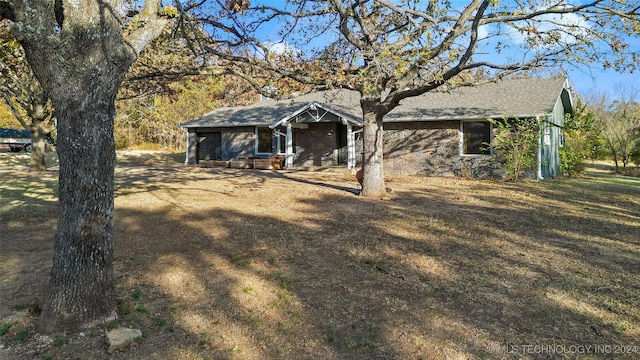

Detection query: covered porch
(269, 102), (362, 169)
(180, 89), (364, 169)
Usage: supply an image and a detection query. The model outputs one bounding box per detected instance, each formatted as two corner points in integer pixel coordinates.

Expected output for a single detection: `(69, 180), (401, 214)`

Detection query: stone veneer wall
(188, 121), (509, 178)
(355, 121), (504, 178)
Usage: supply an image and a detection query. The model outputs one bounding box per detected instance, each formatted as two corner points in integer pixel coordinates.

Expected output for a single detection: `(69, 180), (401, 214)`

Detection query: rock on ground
(106, 328), (142, 353)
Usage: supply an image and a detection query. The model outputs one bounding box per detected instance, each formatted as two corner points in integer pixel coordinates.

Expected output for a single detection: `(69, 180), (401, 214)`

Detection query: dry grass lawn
(1, 151), (639, 359)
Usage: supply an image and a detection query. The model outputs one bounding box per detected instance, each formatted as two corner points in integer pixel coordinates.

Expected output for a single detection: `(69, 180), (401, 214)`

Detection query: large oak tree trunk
(31, 50), (128, 332)
(29, 48), (131, 331)
(360, 100), (387, 198)
(37, 94), (119, 332)
(6, 0), (171, 333)
(9, 0), (141, 333)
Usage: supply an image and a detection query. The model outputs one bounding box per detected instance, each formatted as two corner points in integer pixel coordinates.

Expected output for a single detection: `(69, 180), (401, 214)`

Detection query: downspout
(180, 126), (189, 164)
(286, 123), (293, 168)
(536, 116), (544, 180)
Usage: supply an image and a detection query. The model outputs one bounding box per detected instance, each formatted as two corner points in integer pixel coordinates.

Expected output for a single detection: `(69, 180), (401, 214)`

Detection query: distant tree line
(116, 77), (240, 151)
(114, 29), (261, 151)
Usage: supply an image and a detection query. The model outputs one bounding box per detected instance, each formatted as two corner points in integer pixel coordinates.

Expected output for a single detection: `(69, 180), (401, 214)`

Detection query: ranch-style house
(179, 77), (573, 180)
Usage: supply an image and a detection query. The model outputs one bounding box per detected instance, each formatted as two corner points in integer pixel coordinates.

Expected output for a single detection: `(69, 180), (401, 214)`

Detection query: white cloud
(505, 11), (592, 47)
(265, 41), (301, 56)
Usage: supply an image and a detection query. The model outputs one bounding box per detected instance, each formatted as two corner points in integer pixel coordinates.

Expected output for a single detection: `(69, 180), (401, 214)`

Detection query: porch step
(287, 166), (355, 174)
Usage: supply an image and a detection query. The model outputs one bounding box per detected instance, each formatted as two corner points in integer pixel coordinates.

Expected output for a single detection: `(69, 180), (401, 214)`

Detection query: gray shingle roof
(180, 77), (570, 128)
(387, 77), (570, 122)
(180, 89), (362, 128)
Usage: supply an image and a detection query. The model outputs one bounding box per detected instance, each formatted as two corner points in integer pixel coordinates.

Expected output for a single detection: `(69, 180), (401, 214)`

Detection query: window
(462, 121), (491, 155)
(256, 127), (272, 154)
(543, 125), (551, 146)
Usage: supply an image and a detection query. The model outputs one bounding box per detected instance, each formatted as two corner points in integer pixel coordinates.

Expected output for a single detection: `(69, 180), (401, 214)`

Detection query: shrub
(560, 100), (604, 176)
(488, 117), (539, 182)
(630, 138), (640, 167)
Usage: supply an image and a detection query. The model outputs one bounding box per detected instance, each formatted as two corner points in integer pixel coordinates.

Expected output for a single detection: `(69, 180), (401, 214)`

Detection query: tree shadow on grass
(1, 168), (638, 359)
(109, 170), (638, 359)
(0, 171), (58, 319)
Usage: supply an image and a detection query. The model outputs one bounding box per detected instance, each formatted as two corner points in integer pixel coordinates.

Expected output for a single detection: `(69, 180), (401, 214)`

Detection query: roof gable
(270, 102), (363, 129)
(180, 89), (362, 128)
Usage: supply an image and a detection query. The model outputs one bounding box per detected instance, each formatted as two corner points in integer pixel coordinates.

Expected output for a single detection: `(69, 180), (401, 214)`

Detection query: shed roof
(180, 77), (571, 128)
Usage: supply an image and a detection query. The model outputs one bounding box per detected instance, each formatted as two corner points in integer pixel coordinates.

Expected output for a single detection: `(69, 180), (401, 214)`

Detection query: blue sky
(567, 66), (638, 101)
(564, 45), (640, 101)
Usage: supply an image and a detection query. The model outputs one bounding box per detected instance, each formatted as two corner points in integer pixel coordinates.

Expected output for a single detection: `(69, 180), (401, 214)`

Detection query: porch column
(286, 123), (293, 168)
(347, 123), (355, 169)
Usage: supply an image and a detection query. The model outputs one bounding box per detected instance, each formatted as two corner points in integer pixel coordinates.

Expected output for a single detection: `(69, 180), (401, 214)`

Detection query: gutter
(536, 115), (544, 181)
(179, 126), (189, 164)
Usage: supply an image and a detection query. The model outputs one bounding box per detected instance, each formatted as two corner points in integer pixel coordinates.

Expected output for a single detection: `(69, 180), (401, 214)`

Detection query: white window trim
(460, 120), (493, 156)
(276, 130), (288, 155)
(273, 126), (292, 156)
(275, 133), (284, 155)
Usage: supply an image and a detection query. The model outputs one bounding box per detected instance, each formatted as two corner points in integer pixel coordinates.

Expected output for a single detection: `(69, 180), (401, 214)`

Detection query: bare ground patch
(1, 160), (639, 359)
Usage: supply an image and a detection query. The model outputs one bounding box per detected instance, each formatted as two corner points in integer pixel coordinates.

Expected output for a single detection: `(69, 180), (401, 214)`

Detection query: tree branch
(124, 0), (168, 55)
(0, 91), (28, 129)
